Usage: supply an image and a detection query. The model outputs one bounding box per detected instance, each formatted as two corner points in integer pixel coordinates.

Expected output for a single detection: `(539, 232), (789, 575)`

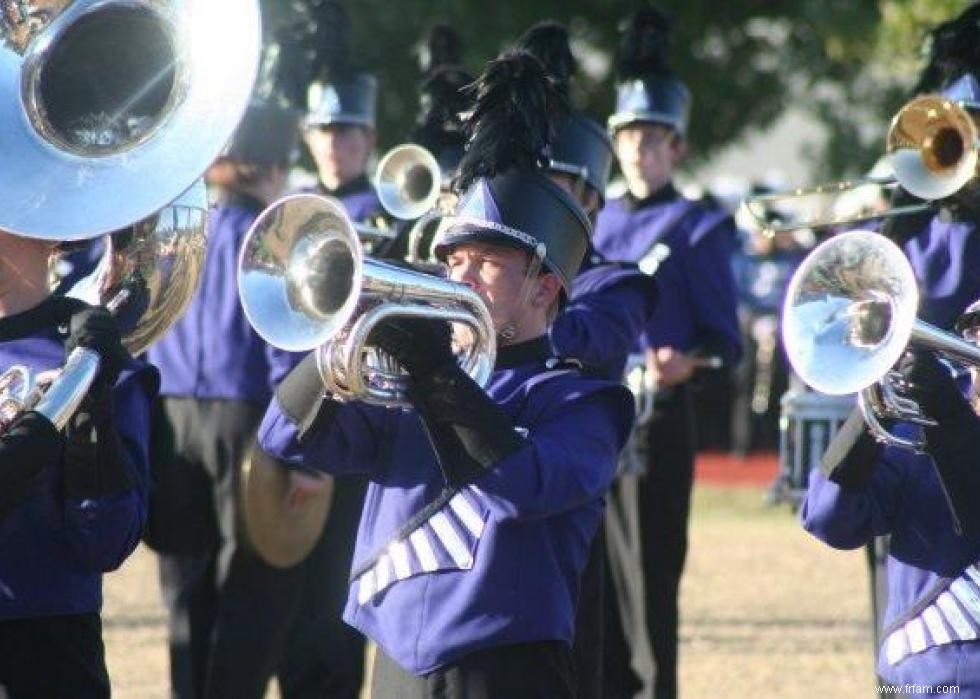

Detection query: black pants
(0, 614), (109, 699)
(605, 387), (694, 699)
(150, 398), (305, 699)
(276, 475), (367, 699)
(372, 641), (575, 699)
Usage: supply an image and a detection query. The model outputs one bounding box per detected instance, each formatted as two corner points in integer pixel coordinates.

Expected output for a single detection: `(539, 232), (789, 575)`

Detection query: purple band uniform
(258, 349), (634, 675)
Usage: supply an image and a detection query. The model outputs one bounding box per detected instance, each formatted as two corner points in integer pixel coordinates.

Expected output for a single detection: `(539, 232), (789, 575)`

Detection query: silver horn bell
(782, 229), (980, 449)
(1, 0), (261, 241)
(238, 194), (496, 407)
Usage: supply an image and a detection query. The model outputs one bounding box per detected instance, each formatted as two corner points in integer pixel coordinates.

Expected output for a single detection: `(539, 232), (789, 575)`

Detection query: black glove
(63, 379), (132, 498)
(821, 405), (883, 490)
(896, 349), (970, 425)
(66, 306), (130, 387)
(895, 350), (980, 535)
(276, 351), (340, 442)
(0, 411), (64, 521)
(369, 317), (455, 380)
(408, 363), (528, 486)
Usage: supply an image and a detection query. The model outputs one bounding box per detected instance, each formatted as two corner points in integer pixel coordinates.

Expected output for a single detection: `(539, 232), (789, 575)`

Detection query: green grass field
(102, 484), (876, 698)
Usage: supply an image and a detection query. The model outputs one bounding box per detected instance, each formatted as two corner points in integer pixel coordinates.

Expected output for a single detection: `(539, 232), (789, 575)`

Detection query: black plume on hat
(456, 50), (568, 192)
(516, 21), (577, 99)
(417, 22), (464, 76)
(308, 0), (357, 81)
(616, 5), (673, 80)
(255, 21), (313, 109)
(411, 67), (472, 149)
(914, 4), (980, 94)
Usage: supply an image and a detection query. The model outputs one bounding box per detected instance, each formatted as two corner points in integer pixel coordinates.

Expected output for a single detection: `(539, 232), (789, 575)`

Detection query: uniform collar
(494, 336), (551, 370)
(319, 173), (372, 199)
(623, 182), (679, 212)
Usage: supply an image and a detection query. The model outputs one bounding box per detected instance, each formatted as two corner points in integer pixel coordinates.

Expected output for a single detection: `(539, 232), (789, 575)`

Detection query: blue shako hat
(516, 21), (614, 196)
(914, 4), (980, 104)
(301, 0), (376, 128)
(437, 172), (590, 292)
(608, 5), (691, 135)
(942, 73), (980, 112)
(434, 51), (590, 292)
(306, 75), (377, 128)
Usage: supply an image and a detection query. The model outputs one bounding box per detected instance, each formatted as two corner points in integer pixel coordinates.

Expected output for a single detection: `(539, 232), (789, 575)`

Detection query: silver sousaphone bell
(0, 0), (261, 428)
(1, 0), (261, 241)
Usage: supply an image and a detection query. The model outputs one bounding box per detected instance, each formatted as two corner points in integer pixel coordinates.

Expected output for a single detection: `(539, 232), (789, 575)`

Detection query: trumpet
(781, 229), (980, 450)
(341, 143), (444, 245)
(742, 95), (980, 236)
(238, 194), (496, 407)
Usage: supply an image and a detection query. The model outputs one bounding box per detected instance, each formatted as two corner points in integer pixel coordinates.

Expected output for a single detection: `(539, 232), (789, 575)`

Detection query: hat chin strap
(496, 243), (547, 346)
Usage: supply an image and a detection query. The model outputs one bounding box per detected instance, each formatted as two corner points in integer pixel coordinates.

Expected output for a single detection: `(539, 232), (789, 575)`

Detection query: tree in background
(260, 0), (967, 180)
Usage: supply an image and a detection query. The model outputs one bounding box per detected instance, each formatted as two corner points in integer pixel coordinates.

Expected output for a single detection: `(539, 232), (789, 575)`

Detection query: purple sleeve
(684, 220), (742, 363)
(64, 367), (155, 572)
(799, 447), (911, 550)
(265, 345), (305, 390)
(473, 385), (634, 520)
(257, 394), (386, 475)
(550, 269), (656, 378)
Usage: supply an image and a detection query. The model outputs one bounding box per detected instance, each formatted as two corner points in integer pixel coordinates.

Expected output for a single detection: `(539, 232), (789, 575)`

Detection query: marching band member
(146, 104), (301, 699)
(834, 7), (980, 666)
(301, 2), (383, 229)
(801, 301), (980, 696)
(592, 7), (742, 698)
(0, 230), (157, 699)
(515, 21), (660, 699)
(257, 50), (634, 699)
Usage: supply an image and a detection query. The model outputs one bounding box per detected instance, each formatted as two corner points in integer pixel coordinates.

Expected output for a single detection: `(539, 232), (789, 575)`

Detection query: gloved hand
(0, 411), (64, 521)
(369, 316), (455, 380)
(63, 381), (131, 498)
(276, 351), (339, 442)
(896, 349), (980, 536)
(66, 306), (130, 387)
(896, 349), (969, 425)
(821, 406), (883, 490)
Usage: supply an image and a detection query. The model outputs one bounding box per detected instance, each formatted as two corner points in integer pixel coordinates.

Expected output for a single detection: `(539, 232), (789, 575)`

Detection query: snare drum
(772, 390), (855, 507)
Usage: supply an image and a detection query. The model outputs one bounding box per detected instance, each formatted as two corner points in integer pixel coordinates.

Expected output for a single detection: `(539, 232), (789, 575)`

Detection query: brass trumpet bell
(886, 94), (979, 201)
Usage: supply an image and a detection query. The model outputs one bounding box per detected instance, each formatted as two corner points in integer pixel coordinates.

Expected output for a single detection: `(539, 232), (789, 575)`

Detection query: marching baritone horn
(741, 94), (980, 236)
(781, 230), (980, 450)
(238, 194), (496, 407)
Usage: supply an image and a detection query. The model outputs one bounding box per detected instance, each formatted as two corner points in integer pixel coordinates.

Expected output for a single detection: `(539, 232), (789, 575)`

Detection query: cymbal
(239, 442), (332, 568)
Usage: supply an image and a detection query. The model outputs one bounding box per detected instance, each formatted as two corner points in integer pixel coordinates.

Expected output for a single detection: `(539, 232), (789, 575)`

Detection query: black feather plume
(410, 66), (473, 150)
(455, 50), (568, 192)
(255, 21), (315, 108)
(914, 4), (980, 94)
(307, 0), (357, 81)
(417, 23), (464, 75)
(616, 5), (673, 80)
(516, 21), (577, 99)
